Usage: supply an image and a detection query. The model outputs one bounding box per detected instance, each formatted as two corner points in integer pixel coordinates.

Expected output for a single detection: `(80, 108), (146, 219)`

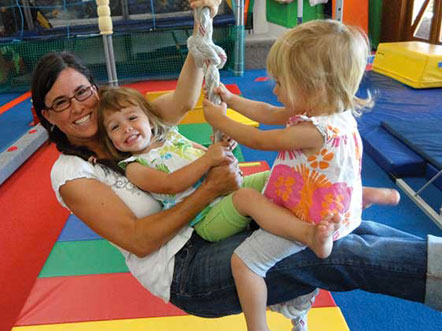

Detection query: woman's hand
(203, 161), (242, 197)
(203, 99), (228, 126)
(189, 0), (222, 17)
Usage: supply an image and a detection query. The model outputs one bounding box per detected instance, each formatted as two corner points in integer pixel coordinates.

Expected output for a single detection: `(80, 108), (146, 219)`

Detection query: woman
(31, 0), (441, 325)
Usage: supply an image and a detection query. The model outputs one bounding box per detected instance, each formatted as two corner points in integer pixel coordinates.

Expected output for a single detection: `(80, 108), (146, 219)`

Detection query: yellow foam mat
(146, 90), (259, 127)
(373, 41), (442, 88)
(13, 308), (349, 331)
(179, 107), (258, 127)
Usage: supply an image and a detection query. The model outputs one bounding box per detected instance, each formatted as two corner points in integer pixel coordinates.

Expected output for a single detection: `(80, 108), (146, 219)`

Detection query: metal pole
(233, 0), (244, 76)
(107, 34), (118, 86)
(335, 0), (343, 22)
(415, 170), (442, 196)
(103, 35), (118, 86)
(297, 0), (303, 25)
(121, 0), (129, 20)
(97, 0), (119, 86)
(21, 0), (34, 30)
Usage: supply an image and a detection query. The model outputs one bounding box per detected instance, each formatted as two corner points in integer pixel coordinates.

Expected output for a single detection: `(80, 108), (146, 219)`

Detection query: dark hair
(31, 51), (98, 161)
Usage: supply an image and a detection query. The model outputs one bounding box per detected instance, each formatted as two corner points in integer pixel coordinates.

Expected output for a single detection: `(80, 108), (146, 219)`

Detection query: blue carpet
(220, 69), (442, 330)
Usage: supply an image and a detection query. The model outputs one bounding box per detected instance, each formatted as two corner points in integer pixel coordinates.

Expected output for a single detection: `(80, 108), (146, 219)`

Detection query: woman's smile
(73, 113), (92, 125)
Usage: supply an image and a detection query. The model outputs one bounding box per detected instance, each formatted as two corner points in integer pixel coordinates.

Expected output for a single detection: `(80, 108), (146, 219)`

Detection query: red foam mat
(15, 273), (186, 326)
(239, 161), (270, 176)
(15, 273), (335, 326)
(0, 143), (69, 331)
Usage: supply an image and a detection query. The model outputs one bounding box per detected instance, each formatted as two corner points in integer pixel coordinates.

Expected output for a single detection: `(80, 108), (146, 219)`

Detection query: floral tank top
(263, 111), (363, 239)
(119, 127), (215, 225)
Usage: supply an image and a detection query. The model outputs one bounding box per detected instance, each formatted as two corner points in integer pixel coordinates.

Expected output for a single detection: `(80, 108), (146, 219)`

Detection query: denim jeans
(170, 220), (442, 317)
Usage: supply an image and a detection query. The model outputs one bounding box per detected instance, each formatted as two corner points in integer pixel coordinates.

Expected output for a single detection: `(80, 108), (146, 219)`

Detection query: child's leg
(194, 171), (270, 242)
(232, 188), (341, 259)
(232, 229), (308, 331)
(232, 254), (270, 331)
(362, 186), (400, 208)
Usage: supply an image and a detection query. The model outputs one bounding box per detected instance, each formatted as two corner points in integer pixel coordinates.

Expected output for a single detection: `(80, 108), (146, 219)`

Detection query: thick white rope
(187, 7), (227, 141)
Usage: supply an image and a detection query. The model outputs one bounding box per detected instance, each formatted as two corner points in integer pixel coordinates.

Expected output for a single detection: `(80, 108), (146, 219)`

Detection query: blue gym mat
(382, 119), (442, 171)
(382, 119), (442, 190)
(356, 72), (442, 136)
(0, 98), (33, 153)
(58, 214), (102, 242)
(0, 93), (21, 106)
(356, 72), (442, 177)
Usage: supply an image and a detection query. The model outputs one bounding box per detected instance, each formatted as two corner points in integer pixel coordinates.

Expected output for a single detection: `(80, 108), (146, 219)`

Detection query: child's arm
(125, 142), (233, 194)
(203, 100), (323, 151)
(213, 84), (289, 125)
(191, 141), (207, 151)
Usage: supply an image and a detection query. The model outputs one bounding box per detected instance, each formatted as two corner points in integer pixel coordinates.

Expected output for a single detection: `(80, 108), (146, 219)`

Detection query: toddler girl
(96, 86), (271, 243)
(203, 19), (398, 331)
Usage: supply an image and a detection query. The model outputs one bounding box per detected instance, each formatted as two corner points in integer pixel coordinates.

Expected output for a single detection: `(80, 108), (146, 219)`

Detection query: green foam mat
(178, 123), (244, 161)
(38, 240), (128, 278)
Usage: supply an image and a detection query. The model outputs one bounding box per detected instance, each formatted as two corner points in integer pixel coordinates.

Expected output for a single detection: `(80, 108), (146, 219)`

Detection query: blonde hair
(97, 86), (171, 160)
(267, 19), (373, 116)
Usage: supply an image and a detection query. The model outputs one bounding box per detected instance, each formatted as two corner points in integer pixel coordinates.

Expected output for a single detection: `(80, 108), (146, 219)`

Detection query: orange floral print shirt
(263, 111), (363, 239)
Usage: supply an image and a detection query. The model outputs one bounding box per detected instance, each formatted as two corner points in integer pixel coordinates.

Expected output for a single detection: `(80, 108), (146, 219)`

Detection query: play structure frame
(396, 174), (442, 229)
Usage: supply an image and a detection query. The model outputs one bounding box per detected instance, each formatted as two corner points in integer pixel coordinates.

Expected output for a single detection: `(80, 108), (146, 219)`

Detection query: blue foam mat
(381, 119), (442, 171)
(362, 126), (425, 177)
(0, 98), (33, 153)
(355, 72), (441, 177)
(356, 72), (442, 138)
(0, 93), (21, 106)
(57, 214), (102, 242)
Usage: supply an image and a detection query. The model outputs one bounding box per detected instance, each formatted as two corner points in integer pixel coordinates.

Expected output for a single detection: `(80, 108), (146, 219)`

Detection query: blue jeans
(170, 221), (442, 317)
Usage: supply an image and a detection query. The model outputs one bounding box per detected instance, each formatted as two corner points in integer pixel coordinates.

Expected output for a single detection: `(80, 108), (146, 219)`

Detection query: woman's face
(42, 68), (99, 146)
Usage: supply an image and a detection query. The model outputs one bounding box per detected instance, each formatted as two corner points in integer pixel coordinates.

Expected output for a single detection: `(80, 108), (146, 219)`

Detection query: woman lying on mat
(30, 0), (441, 327)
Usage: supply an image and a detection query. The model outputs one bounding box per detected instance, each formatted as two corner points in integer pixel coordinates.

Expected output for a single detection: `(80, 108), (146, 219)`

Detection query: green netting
(0, 25), (235, 93)
(0, 0), (238, 93)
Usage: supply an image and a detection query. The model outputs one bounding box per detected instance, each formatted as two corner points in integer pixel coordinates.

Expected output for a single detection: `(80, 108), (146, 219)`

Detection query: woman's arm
(214, 84), (290, 125)
(203, 100), (323, 151)
(152, 0), (222, 124)
(125, 143), (233, 194)
(60, 162), (241, 258)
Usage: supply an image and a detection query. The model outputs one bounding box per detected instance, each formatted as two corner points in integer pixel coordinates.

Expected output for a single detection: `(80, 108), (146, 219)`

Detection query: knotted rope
(187, 7), (227, 141)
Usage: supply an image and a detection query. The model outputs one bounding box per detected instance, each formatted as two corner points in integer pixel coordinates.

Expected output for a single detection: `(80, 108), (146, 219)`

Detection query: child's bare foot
(363, 187), (401, 209)
(309, 214), (341, 259)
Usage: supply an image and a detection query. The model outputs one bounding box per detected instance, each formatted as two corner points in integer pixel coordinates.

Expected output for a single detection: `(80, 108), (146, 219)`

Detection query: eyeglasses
(47, 85), (96, 112)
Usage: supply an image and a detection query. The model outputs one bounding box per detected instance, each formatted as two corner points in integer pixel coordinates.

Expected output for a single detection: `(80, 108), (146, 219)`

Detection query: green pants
(194, 171), (270, 242)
